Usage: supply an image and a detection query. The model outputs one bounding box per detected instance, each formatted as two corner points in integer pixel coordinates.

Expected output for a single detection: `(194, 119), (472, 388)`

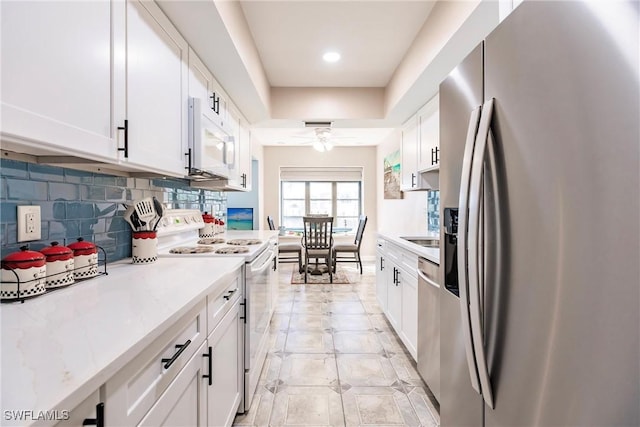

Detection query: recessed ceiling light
(323, 52), (341, 63)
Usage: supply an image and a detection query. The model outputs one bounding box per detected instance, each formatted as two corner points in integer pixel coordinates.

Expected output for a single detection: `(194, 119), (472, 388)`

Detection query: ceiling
(240, 1), (436, 88)
(239, 0), (437, 147)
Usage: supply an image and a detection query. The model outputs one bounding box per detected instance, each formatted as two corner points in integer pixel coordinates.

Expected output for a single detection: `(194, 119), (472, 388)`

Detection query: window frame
(280, 180), (362, 232)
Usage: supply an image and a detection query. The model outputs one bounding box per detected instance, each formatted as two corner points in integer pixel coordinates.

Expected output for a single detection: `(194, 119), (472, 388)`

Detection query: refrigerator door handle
(457, 105), (483, 394)
(468, 98), (495, 409)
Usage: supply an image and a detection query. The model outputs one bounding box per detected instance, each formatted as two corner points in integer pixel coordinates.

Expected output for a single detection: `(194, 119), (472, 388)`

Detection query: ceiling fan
(291, 122), (355, 152)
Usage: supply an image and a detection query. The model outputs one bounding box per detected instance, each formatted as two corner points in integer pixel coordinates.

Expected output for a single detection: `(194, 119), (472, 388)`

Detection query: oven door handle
(249, 250), (276, 275)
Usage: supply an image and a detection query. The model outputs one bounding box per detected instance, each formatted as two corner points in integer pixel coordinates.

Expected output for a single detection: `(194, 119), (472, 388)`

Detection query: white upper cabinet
(418, 95), (440, 171)
(0, 0), (122, 160)
(400, 116), (419, 190)
(227, 105), (252, 191)
(121, 0), (188, 177)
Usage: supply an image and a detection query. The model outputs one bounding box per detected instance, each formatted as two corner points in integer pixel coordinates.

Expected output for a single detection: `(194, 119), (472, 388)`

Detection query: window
(281, 181), (362, 232)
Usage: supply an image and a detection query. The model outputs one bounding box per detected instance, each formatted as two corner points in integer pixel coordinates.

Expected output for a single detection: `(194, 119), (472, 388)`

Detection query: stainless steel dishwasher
(417, 256), (440, 402)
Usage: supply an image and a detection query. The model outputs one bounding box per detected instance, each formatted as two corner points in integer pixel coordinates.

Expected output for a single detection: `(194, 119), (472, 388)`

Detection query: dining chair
(332, 215), (367, 274)
(301, 216), (334, 283)
(267, 215), (302, 273)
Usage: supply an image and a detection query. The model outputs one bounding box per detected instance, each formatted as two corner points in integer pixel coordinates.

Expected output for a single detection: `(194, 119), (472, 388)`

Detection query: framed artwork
(383, 150), (403, 199)
(227, 208), (254, 230)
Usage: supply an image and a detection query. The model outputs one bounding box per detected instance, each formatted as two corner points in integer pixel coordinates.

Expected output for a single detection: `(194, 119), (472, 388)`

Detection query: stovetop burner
(169, 246), (216, 254)
(215, 246), (250, 254)
(197, 238), (226, 245)
(227, 239), (262, 246)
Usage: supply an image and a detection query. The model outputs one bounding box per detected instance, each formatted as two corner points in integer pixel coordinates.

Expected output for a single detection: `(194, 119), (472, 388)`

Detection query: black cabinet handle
(185, 148), (192, 172)
(396, 269), (401, 285)
(380, 257), (384, 271)
(210, 93), (220, 115)
(241, 173), (247, 188)
(202, 346), (213, 386)
(82, 402), (104, 427)
(161, 339), (191, 369)
(117, 120), (128, 158)
(432, 146), (440, 165)
(223, 289), (237, 301)
(240, 298), (246, 324)
(273, 256), (277, 271)
(411, 173), (416, 187)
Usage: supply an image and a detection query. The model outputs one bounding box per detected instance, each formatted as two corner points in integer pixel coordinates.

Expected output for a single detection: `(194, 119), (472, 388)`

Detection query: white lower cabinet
(205, 299), (242, 427)
(377, 239), (419, 360)
(400, 269), (418, 357)
(55, 389), (103, 427)
(104, 300), (207, 425)
(138, 341), (207, 426)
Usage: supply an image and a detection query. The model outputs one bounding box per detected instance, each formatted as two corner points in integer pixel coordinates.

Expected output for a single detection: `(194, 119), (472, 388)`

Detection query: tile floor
(233, 261), (440, 427)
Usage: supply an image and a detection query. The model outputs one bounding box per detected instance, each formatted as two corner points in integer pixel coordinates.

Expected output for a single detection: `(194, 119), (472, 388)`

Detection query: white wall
(262, 145), (377, 258)
(376, 129), (428, 236)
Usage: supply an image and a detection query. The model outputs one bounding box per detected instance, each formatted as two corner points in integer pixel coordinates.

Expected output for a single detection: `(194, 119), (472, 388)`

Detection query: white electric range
(156, 209), (279, 413)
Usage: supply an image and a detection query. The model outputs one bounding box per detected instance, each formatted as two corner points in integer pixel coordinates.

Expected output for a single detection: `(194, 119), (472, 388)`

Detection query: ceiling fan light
(324, 140), (334, 151)
(313, 140), (325, 152)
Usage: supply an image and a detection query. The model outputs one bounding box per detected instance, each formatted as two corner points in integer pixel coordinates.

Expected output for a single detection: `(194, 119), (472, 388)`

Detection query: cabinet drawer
(55, 389), (102, 427)
(386, 243), (418, 278)
(207, 273), (241, 335)
(105, 300), (207, 426)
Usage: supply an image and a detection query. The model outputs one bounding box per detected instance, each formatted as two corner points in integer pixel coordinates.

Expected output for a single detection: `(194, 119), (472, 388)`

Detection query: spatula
(133, 198), (155, 231)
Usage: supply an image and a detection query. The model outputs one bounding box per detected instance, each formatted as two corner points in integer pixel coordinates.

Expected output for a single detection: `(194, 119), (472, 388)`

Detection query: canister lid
(202, 212), (215, 223)
(40, 241), (74, 261)
(67, 238), (97, 255)
(1, 246), (46, 269)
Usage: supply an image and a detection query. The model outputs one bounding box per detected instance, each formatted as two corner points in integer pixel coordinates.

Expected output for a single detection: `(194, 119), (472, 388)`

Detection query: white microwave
(187, 97), (235, 179)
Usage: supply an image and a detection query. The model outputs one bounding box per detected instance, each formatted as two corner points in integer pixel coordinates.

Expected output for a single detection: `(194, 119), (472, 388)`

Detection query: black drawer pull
(82, 402), (104, 427)
(117, 120), (128, 158)
(223, 289), (237, 300)
(161, 339), (191, 369)
(202, 346), (213, 386)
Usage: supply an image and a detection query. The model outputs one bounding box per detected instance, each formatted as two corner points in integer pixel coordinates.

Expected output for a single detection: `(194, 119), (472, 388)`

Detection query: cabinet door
(1, 1), (122, 160)
(386, 261), (402, 331)
(138, 341), (207, 427)
(418, 95), (440, 170)
(227, 106), (252, 190)
(400, 116), (419, 189)
(55, 390), (102, 427)
(400, 268), (418, 359)
(124, 0), (188, 177)
(206, 300), (242, 427)
(376, 251), (387, 311)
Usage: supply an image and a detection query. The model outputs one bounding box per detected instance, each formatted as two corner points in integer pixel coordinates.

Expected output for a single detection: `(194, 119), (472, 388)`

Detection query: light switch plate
(17, 205), (41, 242)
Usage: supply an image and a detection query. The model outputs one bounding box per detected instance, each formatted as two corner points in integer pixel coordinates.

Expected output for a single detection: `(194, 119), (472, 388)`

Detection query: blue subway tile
(105, 217), (127, 233)
(0, 223), (6, 246)
(49, 182), (79, 201)
(80, 185), (106, 201)
(94, 175), (117, 186)
(38, 201), (66, 221)
(5, 223), (17, 244)
(135, 178), (151, 189)
(1, 244), (23, 259)
(49, 220), (80, 241)
(95, 203), (118, 218)
(0, 177), (6, 200)
(1, 202), (19, 223)
(115, 177), (127, 187)
(39, 222), (49, 242)
(66, 202), (96, 219)
(105, 187), (125, 201)
(93, 233), (116, 249)
(126, 189), (144, 200)
(6, 179), (48, 201)
(28, 164), (65, 182)
(79, 218), (102, 235)
(0, 159), (28, 178)
(116, 229), (132, 246)
(64, 168), (93, 184)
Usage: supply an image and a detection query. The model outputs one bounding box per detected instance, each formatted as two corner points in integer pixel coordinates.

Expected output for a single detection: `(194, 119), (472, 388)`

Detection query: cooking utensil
(123, 205), (136, 230)
(152, 197), (164, 231)
(133, 198), (155, 231)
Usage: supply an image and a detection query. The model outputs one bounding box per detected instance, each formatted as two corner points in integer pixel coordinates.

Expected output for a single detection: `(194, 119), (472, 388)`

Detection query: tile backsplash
(0, 159), (226, 261)
(427, 190), (440, 234)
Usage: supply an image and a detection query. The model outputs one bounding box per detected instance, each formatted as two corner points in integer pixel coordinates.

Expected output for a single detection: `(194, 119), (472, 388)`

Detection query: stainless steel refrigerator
(439, 1), (639, 426)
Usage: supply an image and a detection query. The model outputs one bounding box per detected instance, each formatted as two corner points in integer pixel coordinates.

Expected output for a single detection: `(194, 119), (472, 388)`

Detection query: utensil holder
(132, 231), (158, 264)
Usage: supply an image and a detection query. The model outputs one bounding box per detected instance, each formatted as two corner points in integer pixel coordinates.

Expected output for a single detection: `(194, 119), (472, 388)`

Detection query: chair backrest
(302, 216), (333, 250)
(266, 216), (275, 230)
(354, 215), (368, 248)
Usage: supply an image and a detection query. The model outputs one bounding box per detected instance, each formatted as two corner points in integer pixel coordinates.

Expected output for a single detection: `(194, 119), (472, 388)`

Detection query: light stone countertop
(0, 256), (245, 426)
(377, 233), (440, 265)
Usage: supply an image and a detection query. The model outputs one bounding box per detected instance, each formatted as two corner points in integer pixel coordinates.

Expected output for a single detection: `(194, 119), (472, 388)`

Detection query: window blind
(280, 167), (363, 182)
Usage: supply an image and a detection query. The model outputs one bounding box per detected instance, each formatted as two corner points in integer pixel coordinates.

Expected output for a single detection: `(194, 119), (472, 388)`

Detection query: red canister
(40, 242), (75, 288)
(67, 238), (98, 279)
(200, 212), (216, 238)
(1, 246), (47, 300)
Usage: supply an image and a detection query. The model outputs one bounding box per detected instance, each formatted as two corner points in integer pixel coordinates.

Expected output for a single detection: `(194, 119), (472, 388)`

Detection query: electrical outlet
(17, 205), (41, 242)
